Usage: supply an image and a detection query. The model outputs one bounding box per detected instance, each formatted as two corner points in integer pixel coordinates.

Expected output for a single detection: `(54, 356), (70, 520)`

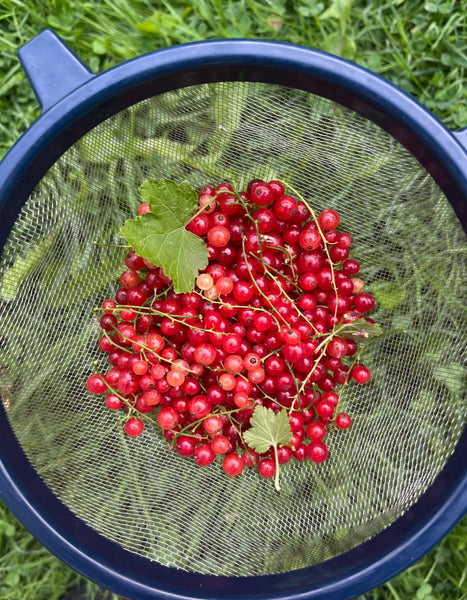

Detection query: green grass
(0, 1), (466, 599)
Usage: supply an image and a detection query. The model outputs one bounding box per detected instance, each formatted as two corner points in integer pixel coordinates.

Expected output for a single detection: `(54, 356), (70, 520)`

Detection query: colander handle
(453, 128), (467, 154)
(18, 29), (94, 113)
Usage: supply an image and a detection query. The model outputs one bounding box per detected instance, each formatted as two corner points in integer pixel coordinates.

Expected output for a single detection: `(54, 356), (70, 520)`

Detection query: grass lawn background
(0, 1), (466, 599)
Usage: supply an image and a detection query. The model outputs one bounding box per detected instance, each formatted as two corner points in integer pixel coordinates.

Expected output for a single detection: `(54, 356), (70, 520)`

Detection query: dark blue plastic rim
(0, 37), (466, 600)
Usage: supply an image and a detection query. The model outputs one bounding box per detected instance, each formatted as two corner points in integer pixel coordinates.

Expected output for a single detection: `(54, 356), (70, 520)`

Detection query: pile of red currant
(87, 179), (376, 481)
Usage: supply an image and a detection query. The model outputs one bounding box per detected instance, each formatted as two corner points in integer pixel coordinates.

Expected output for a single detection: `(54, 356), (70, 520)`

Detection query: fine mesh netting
(0, 81), (466, 576)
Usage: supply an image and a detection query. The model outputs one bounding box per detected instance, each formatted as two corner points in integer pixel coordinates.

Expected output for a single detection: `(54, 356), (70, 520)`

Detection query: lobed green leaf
(243, 406), (292, 454)
(120, 178), (209, 293)
(339, 318), (383, 341)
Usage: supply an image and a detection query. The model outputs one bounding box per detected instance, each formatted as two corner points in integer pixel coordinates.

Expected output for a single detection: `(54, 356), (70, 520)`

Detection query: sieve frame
(0, 30), (466, 600)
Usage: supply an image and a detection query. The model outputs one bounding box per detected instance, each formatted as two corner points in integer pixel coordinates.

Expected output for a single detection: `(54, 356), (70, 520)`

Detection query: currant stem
(283, 182), (339, 329)
(273, 445), (281, 492)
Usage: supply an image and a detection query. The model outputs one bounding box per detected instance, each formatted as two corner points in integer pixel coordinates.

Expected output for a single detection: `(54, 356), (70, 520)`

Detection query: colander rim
(0, 34), (466, 599)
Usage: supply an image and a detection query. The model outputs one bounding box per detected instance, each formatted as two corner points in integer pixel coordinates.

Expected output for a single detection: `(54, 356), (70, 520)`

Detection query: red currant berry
(105, 394), (123, 410)
(138, 202), (150, 215)
(124, 417), (144, 437)
(188, 394), (211, 419)
(342, 259), (360, 275)
(258, 458), (276, 479)
(268, 180), (285, 199)
(306, 421), (327, 441)
(194, 443), (216, 466)
(250, 182), (274, 206)
(222, 453), (245, 476)
(307, 441), (329, 463)
(175, 435), (197, 457)
(87, 374), (107, 394)
(120, 270), (140, 289)
(298, 228), (321, 251)
(203, 415), (224, 435)
(157, 407), (180, 430)
(211, 435), (231, 455)
(118, 372), (140, 395)
(125, 251), (145, 271)
(335, 413), (352, 429)
(326, 337), (349, 359)
(273, 195), (298, 220)
(354, 292), (375, 313)
(194, 343), (217, 366)
(351, 363), (371, 384)
(318, 208), (340, 230)
(207, 225), (230, 248)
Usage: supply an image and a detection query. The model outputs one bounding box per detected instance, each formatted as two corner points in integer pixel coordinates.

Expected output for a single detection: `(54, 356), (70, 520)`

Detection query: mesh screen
(0, 81), (466, 577)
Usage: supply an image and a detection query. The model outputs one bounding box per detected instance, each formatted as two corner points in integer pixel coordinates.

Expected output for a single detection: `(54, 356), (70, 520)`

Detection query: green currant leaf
(338, 318), (383, 341)
(243, 406), (292, 454)
(140, 178), (198, 223)
(120, 179), (209, 293)
(243, 406), (292, 492)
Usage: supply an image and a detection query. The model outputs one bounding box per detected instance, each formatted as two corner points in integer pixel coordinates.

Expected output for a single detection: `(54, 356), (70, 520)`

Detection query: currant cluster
(87, 179), (376, 481)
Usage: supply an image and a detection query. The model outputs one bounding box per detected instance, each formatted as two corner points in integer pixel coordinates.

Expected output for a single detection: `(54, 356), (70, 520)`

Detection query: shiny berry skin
(211, 435), (231, 455)
(273, 195), (298, 220)
(222, 453), (245, 476)
(203, 415), (224, 435)
(253, 312), (273, 332)
(298, 228), (321, 251)
(268, 180), (285, 199)
(279, 326), (301, 345)
(250, 182), (274, 206)
(276, 446), (293, 464)
(87, 374), (107, 394)
(354, 292), (375, 313)
(246, 178), (265, 196)
(351, 363), (371, 384)
(157, 407), (180, 430)
(233, 281), (254, 302)
(335, 413), (352, 429)
(124, 417), (144, 437)
(258, 458), (276, 479)
(194, 443), (216, 466)
(175, 435), (197, 456)
(329, 245), (349, 262)
(298, 272), (319, 291)
(342, 259), (360, 275)
(188, 395), (211, 419)
(194, 343), (217, 366)
(306, 421), (327, 441)
(138, 202), (150, 215)
(315, 400), (334, 419)
(120, 270), (140, 289)
(215, 276), (234, 295)
(253, 208), (277, 233)
(326, 336), (348, 359)
(307, 441), (329, 463)
(292, 444), (308, 461)
(318, 208), (340, 230)
(143, 390), (162, 406)
(243, 448), (260, 467)
(218, 372), (236, 391)
(248, 366), (266, 384)
(187, 214), (210, 235)
(105, 394), (123, 410)
(243, 352), (262, 371)
(234, 392), (250, 408)
(207, 225), (230, 247)
(118, 372), (140, 395)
